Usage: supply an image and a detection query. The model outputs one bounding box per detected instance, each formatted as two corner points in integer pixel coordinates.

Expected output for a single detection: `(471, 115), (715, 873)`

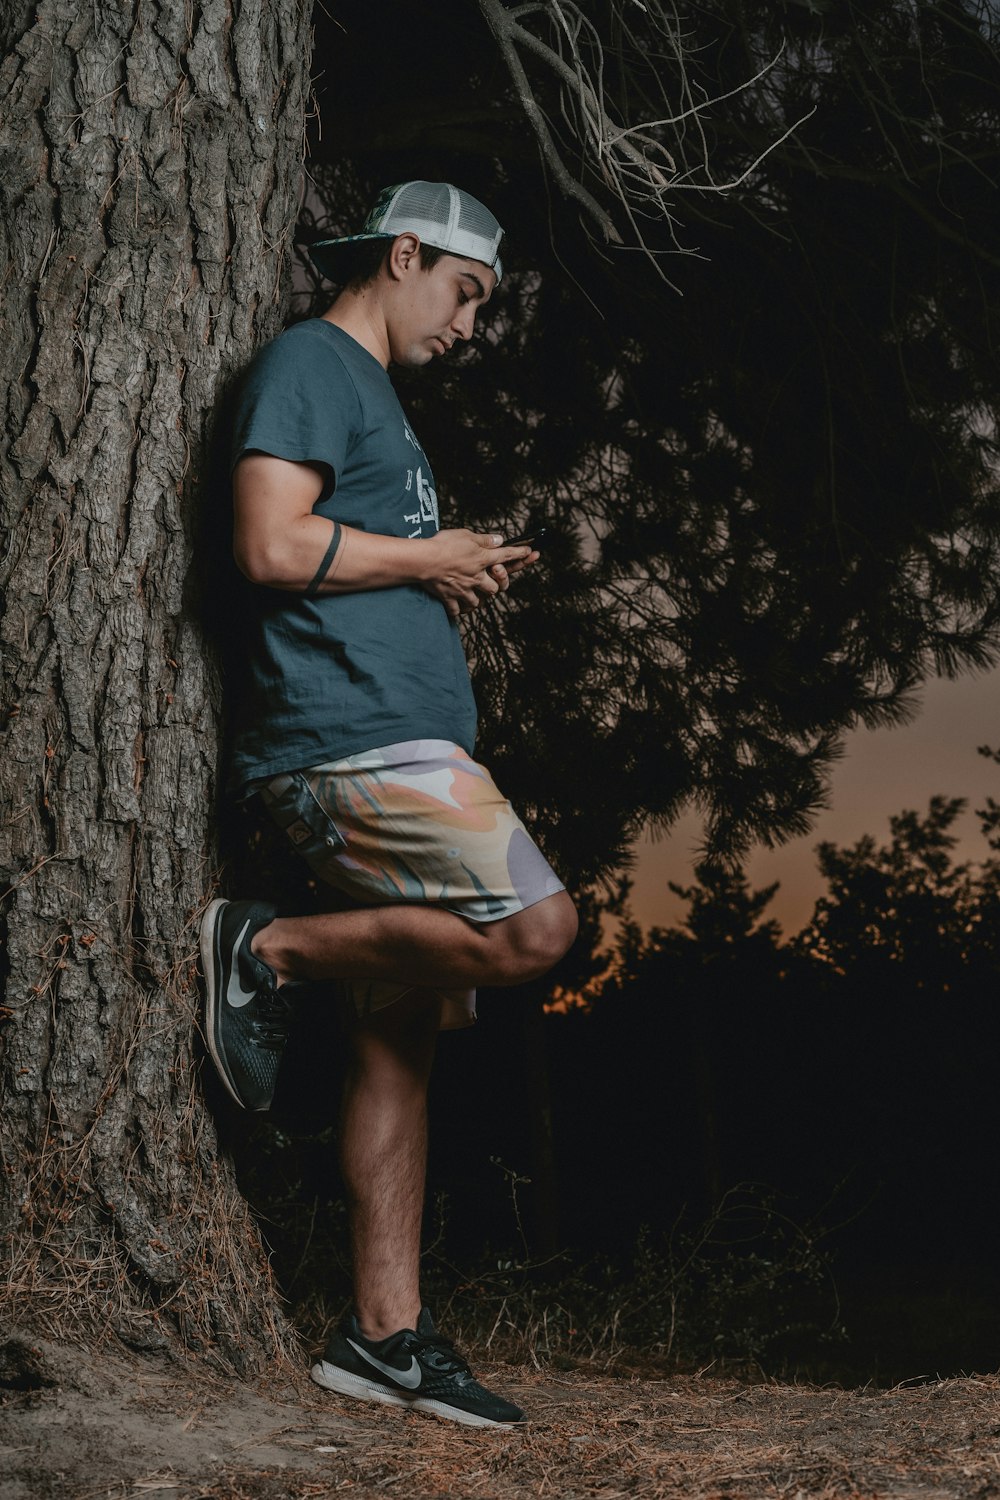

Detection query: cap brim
(308, 232), (393, 280)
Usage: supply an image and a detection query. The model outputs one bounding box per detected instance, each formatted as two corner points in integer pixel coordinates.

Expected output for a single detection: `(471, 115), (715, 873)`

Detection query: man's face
(388, 249), (497, 368)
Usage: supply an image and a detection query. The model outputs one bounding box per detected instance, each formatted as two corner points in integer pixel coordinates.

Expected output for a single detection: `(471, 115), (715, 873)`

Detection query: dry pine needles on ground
(3, 1336), (1000, 1499)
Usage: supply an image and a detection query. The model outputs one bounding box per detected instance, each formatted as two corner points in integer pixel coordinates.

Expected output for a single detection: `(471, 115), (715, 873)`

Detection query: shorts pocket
(261, 771), (347, 882)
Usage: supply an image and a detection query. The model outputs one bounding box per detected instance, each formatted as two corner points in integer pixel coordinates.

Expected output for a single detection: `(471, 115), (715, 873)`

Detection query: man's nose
(451, 304), (477, 341)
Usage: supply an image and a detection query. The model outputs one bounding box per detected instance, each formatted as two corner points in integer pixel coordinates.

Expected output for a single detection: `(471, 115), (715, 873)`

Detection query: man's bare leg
(310, 975), (525, 1423)
(339, 988), (441, 1339)
(256, 890), (578, 993)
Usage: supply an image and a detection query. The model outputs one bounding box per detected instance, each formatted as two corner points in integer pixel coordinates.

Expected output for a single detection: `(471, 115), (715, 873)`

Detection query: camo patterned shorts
(259, 739), (564, 1029)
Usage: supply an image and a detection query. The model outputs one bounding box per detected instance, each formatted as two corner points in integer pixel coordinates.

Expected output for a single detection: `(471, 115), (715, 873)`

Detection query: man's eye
(457, 291), (470, 305)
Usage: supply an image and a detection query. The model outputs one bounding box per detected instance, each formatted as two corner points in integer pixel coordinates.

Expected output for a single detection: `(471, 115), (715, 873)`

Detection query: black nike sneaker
(200, 897), (291, 1112)
(311, 1307), (524, 1428)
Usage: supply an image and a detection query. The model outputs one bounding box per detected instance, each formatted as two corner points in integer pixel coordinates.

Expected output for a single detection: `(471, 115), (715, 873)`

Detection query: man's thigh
(260, 740), (564, 921)
(258, 739), (566, 1027)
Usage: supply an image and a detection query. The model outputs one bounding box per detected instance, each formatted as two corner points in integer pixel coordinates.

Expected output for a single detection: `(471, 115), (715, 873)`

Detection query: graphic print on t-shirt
(402, 420), (439, 537)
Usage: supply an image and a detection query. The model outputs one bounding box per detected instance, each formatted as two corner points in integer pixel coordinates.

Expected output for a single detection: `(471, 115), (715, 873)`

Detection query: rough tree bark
(0, 0), (313, 1373)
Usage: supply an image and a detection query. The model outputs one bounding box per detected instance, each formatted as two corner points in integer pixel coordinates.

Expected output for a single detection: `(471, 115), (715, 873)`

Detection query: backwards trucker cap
(310, 180), (504, 284)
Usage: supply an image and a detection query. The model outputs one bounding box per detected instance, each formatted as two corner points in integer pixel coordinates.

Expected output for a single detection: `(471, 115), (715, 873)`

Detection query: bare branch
(478, 0), (624, 244)
(477, 0), (810, 278)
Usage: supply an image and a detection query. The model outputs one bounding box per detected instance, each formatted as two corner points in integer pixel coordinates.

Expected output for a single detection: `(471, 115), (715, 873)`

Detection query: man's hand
(480, 542), (541, 600)
(422, 529), (535, 618)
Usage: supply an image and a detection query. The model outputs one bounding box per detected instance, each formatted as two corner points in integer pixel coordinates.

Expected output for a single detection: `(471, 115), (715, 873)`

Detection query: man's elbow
(233, 535), (293, 589)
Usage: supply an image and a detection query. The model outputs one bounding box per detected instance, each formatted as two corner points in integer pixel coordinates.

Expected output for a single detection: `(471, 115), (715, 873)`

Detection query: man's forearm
(237, 515), (431, 595)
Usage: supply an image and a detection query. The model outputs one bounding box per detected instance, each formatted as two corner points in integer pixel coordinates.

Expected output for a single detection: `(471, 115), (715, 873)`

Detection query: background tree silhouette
(535, 782), (1000, 1376)
(306, 0), (1000, 876)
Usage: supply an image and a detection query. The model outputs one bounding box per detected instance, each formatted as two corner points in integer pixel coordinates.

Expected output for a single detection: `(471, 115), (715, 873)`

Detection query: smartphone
(505, 528), (547, 549)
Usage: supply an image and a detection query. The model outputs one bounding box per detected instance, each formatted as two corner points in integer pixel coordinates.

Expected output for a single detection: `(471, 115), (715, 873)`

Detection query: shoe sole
(200, 898), (246, 1110)
(310, 1360), (522, 1429)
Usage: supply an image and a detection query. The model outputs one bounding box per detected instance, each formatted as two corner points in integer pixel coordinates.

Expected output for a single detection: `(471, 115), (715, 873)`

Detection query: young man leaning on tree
(201, 182), (577, 1427)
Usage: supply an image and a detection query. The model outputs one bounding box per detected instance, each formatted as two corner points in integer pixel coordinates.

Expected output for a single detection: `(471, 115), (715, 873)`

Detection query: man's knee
(495, 892), (578, 983)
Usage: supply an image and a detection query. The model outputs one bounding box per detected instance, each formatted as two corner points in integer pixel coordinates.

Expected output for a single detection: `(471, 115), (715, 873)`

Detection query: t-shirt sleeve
(230, 326), (363, 497)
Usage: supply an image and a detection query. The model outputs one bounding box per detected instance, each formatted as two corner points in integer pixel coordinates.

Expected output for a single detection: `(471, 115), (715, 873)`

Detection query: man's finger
(492, 546), (533, 571)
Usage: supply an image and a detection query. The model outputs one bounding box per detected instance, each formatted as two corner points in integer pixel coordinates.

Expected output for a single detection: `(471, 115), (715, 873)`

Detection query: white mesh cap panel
(379, 181), (504, 278)
(382, 182), (455, 231)
(311, 180), (504, 282)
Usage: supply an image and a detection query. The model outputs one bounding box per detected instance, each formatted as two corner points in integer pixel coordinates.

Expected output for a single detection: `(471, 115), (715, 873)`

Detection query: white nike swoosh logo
(226, 919), (258, 1009)
(347, 1338), (422, 1390)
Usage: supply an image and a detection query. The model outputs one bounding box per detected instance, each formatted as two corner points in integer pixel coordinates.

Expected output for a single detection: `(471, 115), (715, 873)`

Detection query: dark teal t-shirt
(227, 319), (477, 791)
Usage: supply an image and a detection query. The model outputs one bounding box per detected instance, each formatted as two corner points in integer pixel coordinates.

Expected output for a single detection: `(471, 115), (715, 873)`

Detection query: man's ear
(387, 232), (421, 280)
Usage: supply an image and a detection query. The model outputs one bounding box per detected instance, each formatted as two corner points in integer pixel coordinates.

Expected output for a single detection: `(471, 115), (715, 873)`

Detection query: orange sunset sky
(631, 665), (1000, 938)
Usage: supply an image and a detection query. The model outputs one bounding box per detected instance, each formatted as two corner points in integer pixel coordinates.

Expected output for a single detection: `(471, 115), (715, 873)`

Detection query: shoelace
(405, 1331), (472, 1377)
(250, 985), (292, 1050)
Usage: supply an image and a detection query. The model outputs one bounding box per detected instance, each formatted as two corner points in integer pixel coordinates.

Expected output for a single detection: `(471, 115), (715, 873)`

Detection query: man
(201, 182), (577, 1428)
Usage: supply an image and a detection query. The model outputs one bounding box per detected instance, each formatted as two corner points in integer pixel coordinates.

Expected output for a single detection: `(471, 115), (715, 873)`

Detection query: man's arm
(232, 453), (535, 617)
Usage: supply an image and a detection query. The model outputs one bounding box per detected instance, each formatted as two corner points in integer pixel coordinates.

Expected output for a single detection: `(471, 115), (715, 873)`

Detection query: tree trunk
(0, 0), (313, 1373)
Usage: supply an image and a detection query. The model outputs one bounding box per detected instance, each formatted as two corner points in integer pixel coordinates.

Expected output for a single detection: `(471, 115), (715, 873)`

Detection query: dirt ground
(3, 1335), (1000, 1500)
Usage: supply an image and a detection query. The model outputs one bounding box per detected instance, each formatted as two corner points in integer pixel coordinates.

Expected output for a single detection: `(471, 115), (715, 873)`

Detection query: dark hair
(335, 237), (450, 289)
